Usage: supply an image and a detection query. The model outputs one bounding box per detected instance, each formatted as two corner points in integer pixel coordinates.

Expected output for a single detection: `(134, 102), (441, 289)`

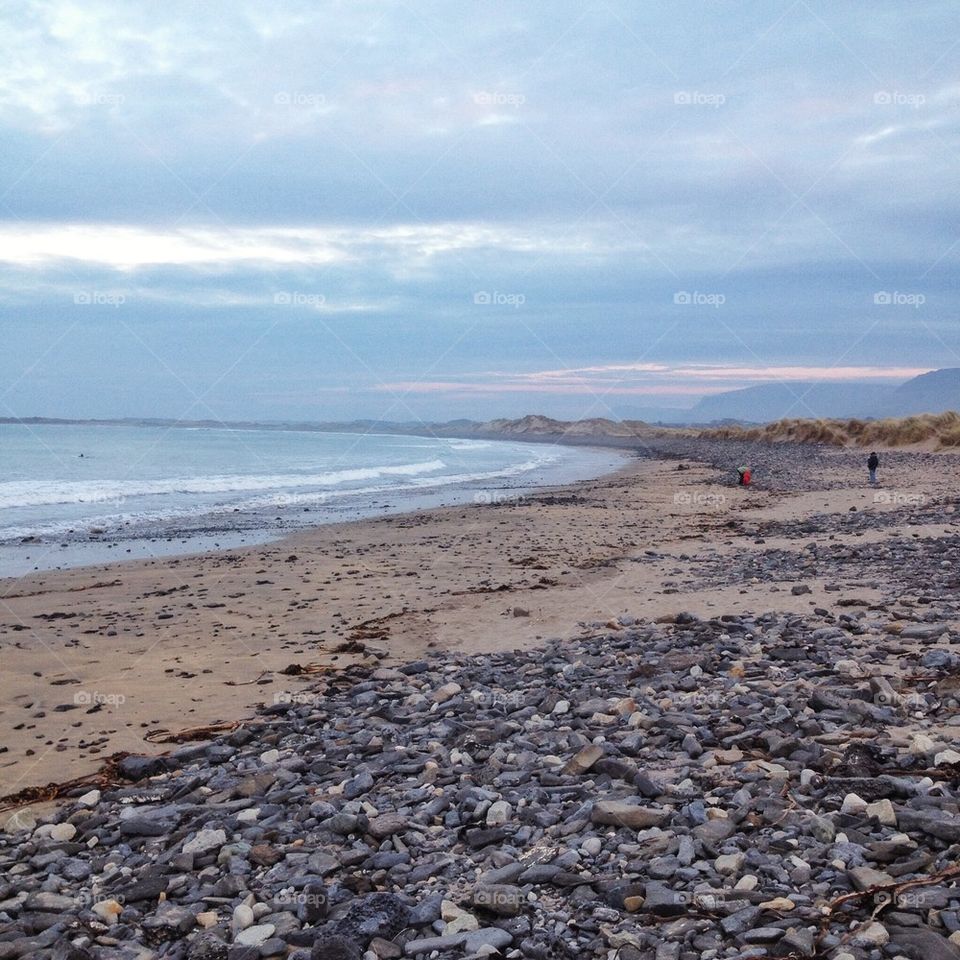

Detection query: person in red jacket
(737, 466), (751, 486)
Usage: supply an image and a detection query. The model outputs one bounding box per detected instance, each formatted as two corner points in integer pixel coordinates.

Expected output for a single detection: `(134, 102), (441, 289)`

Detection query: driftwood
(2, 579), (122, 600)
(0, 718), (258, 812)
(0, 752), (130, 813)
(144, 719), (249, 744)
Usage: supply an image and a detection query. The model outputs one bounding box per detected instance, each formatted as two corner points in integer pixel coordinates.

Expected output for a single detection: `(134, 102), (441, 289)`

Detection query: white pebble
(50, 823), (77, 842)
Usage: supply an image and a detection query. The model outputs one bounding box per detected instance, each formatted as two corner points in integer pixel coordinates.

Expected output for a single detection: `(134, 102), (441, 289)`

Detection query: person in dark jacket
(867, 451), (879, 484)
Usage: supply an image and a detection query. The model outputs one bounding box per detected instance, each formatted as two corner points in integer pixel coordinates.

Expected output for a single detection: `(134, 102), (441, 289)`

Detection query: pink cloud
(375, 381), (731, 397)
(372, 362), (934, 400)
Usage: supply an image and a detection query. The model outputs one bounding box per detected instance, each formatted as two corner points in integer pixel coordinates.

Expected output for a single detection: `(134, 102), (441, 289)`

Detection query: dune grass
(700, 411), (960, 449)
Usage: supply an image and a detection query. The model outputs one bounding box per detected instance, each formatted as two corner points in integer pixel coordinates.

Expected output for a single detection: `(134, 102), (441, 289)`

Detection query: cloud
(0, 221), (641, 270)
(521, 363), (932, 384)
(375, 363), (935, 400)
(1, 1), (959, 420)
(0, 223), (347, 268)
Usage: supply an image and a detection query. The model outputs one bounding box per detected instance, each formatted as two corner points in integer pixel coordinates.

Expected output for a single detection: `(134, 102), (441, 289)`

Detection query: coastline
(0, 431), (631, 579)
(5, 440), (959, 798)
(0, 451), (648, 795)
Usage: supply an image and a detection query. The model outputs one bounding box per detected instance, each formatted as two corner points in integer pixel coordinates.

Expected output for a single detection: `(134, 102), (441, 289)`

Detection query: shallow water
(0, 423), (629, 576)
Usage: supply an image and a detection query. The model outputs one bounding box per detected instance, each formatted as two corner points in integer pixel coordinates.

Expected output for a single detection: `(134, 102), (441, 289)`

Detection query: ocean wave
(0, 447), (627, 547)
(445, 438), (493, 450)
(0, 459), (448, 509)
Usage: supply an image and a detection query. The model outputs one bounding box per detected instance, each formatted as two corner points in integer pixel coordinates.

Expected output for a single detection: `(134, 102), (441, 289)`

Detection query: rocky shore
(4, 593), (960, 959)
(5, 439), (960, 958)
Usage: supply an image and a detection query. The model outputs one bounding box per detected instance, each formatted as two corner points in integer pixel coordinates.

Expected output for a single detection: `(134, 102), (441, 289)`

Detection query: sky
(1, 0), (958, 423)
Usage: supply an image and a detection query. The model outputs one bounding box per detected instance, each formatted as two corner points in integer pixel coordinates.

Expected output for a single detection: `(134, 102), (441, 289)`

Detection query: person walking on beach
(867, 451), (879, 484)
(737, 465), (751, 486)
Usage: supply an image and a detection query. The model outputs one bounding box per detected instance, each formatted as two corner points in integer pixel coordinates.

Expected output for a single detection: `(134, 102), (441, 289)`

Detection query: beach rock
(367, 814), (407, 839)
(562, 745), (604, 775)
(48, 822), (76, 842)
(311, 936), (363, 960)
(641, 882), (686, 917)
(4, 809), (37, 833)
(234, 924), (275, 947)
(850, 922), (890, 948)
(326, 893), (410, 945)
(591, 801), (669, 829)
(9, 588), (960, 958)
(344, 772), (374, 799)
(886, 926), (960, 960)
(118, 754), (165, 780)
(473, 884), (522, 916)
(188, 933), (230, 959)
(184, 828), (227, 855)
(433, 682), (462, 703)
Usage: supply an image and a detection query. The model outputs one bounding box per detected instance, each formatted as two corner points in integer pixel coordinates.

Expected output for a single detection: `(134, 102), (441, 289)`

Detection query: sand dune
(701, 410), (960, 449)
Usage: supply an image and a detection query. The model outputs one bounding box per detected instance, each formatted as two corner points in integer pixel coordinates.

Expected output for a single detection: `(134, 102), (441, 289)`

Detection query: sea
(0, 422), (628, 577)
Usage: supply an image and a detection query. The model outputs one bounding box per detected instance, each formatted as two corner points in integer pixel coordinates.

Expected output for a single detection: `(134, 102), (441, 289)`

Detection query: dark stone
(187, 932), (230, 960)
(326, 893), (410, 946)
(310, 935), (363, 960)
(886, 925), (960, 960)
(641, 881), (687, 917)
(116, 874), (169, 903)
(118, 754), (167, 780)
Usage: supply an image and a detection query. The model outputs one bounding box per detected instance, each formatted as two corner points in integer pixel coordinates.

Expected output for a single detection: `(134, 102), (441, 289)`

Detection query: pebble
(851, 921), (890, 947)
(841, 793), (869, 815)
(49, 822), (76, 842)
(233, 903), (255, 932)
(234, 923), (276, 946)
(183, 827), (227, 855)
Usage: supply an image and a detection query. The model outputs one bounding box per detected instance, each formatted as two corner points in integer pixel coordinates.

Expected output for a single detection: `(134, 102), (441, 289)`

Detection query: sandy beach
(2, 440), (956, 798)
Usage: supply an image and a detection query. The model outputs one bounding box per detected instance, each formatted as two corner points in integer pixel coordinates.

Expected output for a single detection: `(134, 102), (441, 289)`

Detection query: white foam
(0, 459), (448, 509)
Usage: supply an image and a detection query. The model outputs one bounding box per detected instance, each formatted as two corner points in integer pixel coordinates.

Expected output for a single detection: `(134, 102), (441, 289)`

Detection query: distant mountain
(681, 369), (960, 424)
(687, 382), (892, 423)
(882, 368), (960, 417)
